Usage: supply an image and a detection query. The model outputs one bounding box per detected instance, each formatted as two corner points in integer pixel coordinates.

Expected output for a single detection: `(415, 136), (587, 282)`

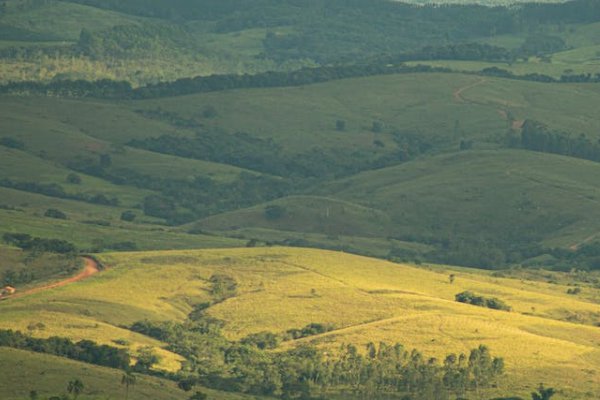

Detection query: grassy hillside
(1, 247), (598, 399)
(319, 149), (600, 249)
(5, 72), (600, 267)
(0, 347), (258, 400)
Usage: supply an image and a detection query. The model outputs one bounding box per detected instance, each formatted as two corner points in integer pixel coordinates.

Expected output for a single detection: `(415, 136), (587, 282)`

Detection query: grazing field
(1, 247), (599, 399)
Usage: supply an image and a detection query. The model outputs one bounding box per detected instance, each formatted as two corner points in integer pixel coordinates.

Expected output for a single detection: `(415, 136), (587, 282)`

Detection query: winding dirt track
(453, 78), (487, 103)
(0, 257), (100, 301)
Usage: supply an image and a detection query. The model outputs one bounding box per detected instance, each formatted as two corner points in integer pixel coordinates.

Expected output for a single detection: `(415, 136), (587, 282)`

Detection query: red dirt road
(453, 78), (487, 103)
(0, 257), (100, 301)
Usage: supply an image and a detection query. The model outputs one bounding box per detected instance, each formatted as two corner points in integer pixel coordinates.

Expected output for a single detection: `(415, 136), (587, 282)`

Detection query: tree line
(0, 178), (120, 207)
(130, 316), (506, 399)
(0, 329), (130, 369)
(507, 120), (600, 163)
(1, 58), (599, 104)
(3, 233), (77, 254)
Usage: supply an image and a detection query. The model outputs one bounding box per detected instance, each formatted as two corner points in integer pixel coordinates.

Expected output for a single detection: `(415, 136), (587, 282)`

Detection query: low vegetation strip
(0, 329), (130, 369)
(455, 291), (512, 311)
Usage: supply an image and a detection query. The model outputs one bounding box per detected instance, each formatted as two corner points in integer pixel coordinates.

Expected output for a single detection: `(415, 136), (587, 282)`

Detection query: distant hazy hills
(400, 0), (566, 4)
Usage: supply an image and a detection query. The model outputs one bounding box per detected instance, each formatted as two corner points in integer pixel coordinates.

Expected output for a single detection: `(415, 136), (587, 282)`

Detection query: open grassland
(134, 73), (600, 150)
(0, 347), (257, 400)
(1, 247), (599, 399)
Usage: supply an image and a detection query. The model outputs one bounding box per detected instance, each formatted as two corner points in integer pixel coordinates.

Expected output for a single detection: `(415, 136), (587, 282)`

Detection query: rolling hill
(5, 71), (600, 267)
(3, 0), (600, 399)
(1, 248), (599, 399)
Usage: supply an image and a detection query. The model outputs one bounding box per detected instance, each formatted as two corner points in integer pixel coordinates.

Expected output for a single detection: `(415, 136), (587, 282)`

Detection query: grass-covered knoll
(193, 195), (394, 238)
(2, 247), (597, 398)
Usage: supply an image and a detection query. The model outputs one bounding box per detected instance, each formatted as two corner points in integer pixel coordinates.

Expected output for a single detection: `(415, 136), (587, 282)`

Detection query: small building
(1, 286), (16, 296)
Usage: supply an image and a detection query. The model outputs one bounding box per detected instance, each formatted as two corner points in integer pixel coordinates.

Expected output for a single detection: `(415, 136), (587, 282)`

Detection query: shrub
(241, 331), (280, 349)
(455, 291), (511, 311)
(44, 208), (67, 220)
(120, 210), (136, 222)
(567, 287), (581, 295)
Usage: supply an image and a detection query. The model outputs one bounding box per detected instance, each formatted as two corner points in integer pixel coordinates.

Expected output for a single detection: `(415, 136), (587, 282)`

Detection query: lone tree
(532, 384), (556, 400)
(67, 379), (84, 400)
(335, 119), (346, 131)
(121, 371), (136, 400)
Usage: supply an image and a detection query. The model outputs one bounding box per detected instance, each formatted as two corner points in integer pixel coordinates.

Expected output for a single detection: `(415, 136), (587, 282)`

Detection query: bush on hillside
(44, 208), (68, 220)
(455, 291), (511, 311)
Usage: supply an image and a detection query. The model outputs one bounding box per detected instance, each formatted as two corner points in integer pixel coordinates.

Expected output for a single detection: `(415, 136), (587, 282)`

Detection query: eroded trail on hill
(0, 257), (100, 301)
(453, 77), (525, 129)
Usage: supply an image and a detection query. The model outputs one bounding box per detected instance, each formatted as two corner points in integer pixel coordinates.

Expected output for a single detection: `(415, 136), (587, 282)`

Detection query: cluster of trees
(550, 242), (600, 271)
(0, 330), (130, 369)
(0, 63), (450, 99)
(129, 311), (505, 400)
(1, 268), (34, 287)
(0, 179), (119, 207)
(455, 291), (512, 311)
(127, 281), (508, 399)
(3, 233), (77, 254)
(507, 120), (600, 163)
(240, 323), (335, 350)
(67, 152), (290, 224)
(481, 67), (600, 84)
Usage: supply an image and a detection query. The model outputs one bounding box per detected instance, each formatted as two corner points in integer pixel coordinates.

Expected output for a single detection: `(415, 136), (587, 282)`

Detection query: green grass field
(1, 247), (598, 399)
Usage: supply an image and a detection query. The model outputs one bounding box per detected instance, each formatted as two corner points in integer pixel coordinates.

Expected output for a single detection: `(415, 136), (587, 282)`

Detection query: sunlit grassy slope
(0, 347), (257, 400)
(1, 247), (599, 399)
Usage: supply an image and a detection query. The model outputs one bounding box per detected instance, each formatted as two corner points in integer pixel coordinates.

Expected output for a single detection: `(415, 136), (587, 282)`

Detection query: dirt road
(453, 78), (487, 103)
(0, 257), (101, 301)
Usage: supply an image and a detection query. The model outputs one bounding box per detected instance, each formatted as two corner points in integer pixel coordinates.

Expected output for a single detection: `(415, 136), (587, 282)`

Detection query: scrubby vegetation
(130, 312), (505, 399)
(0, 330), (130, 369)
(455, 291), (512, 311)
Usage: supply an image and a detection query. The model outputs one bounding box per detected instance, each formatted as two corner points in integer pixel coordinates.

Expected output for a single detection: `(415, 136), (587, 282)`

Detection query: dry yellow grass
(1, 247), (599, 398)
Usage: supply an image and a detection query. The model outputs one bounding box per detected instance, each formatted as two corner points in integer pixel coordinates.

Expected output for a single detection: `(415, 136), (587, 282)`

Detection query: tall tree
(121, 372), (136, 400)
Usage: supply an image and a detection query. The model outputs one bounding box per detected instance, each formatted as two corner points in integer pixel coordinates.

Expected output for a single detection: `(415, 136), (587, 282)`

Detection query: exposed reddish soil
(0, 257), (100, 301)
